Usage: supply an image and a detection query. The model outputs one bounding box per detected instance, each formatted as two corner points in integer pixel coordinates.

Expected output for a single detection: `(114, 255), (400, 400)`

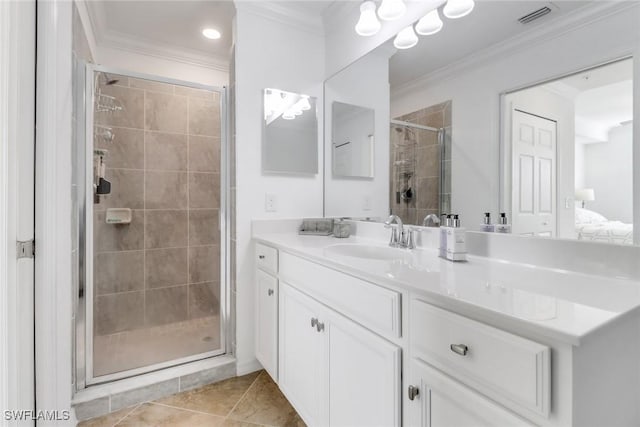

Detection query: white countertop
(253, 232), (640, 345)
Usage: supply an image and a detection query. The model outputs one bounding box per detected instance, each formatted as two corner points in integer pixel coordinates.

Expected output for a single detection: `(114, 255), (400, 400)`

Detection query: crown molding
(84, 0), (229, 72)
(235, 1), (325, 37)
(323, 1), (360, 35)
(392, 2), (638, 100)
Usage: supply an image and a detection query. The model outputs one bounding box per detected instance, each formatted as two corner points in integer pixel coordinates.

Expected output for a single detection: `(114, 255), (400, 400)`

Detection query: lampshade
(355, 1), (381, 36)
(575, 188), (595, 201)
(378, 0), (406, 21)
(415, 9), (443, 35)
(393, 25), (418, 49)
(443, 0), (475, 19)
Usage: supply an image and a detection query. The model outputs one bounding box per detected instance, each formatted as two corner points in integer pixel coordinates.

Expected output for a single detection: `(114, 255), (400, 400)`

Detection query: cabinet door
(408, 360), (534, 427)
(279, 282), (325, 427)
(255, 269), (278, 380)
(327, 310), (401, 427)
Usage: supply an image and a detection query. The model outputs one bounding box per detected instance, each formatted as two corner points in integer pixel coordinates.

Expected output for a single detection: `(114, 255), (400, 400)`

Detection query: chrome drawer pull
(268, 289), (274, 296)
(316, 321), (325, 333)
(311, 318), (318, 328)
(450, 344), (469, 356)
(258, 255), (265, 259)
(408, 385), (419, 401)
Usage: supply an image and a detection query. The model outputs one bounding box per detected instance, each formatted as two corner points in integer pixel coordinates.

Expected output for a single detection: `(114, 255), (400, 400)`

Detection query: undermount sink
(324, 243), (411, 261)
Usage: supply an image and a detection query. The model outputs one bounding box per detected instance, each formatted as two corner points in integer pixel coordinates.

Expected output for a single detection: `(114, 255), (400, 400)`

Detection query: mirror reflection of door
(511, 110), (557, 237)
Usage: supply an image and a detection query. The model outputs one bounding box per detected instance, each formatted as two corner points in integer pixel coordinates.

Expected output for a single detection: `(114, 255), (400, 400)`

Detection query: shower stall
(389, 101), (452, 225)
(74, 64), (229, 388)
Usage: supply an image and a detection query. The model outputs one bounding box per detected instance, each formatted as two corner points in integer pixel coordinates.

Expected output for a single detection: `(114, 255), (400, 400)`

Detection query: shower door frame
(76, 64), (231, 389)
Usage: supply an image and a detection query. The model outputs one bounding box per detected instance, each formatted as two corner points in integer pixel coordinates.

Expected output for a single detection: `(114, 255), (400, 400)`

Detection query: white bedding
(576, 221), (634, 245)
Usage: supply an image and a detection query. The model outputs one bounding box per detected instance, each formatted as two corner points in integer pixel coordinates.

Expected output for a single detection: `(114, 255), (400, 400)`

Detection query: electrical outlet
(363, 195), (372, 211)
(265, 194), (277, 212)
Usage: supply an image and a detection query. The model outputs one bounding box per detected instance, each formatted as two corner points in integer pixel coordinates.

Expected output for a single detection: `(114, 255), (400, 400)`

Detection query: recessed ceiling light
(202, 28), (221, 40)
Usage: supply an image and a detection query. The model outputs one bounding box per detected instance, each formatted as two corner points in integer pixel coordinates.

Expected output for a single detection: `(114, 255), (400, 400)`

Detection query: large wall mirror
(263, 88), (318, 174)
(323, 1), (640, 247)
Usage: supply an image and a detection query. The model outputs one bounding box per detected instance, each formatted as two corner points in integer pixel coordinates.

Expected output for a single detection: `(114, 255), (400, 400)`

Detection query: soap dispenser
(480, 212), (495, 232)
(446, 214), (467, 262)
(495, 212), (512, 233)
(439, 214), (451, 258)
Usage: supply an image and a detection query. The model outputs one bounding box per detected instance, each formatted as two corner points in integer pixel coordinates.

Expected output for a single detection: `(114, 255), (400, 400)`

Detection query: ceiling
(86, 0), (345, 70)
(389, 1), (595, 88)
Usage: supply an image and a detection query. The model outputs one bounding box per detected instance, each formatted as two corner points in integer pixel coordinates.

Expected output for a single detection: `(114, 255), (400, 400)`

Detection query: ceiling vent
(518, 6), (552, 24)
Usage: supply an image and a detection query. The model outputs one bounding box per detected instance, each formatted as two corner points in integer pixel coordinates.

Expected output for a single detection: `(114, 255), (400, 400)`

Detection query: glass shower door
(83, 67), (226, 384)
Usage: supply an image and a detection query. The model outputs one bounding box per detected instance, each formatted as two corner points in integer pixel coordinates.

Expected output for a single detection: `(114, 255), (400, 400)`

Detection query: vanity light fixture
(299, 96), (312, 111)
(355, 1), (382, 36)
(202, 28), (221, 40)
(443, 0), (475, 19)
(282, 110), (296, 120)
(415, 9), (443, 35)
(393, 25), (418, 49)
(378, 0), (406, 21)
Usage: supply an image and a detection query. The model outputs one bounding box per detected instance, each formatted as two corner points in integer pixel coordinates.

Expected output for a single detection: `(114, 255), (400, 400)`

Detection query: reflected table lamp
(575, 188), (595, 208)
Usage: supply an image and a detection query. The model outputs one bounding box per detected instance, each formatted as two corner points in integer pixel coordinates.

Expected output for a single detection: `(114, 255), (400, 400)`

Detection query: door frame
(0, 1), (36, 424)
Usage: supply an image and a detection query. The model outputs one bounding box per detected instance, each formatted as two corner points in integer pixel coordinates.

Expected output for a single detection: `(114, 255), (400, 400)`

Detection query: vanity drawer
(410, 299), (550, 418)
(255, 243), (278, 274)
(279, 252), (401, 339)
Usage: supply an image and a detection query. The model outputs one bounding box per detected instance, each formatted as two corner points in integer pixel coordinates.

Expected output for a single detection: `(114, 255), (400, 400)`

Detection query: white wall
(504, 86), (575, 238)
(325, 49), (392, 218)
(391, 4), (639, 236)
(575, 142), (585, 190)
(234, 5), (325, 373)
(96, 46), (228, 87)
(583, 124), (633, 223)
(333, 108), (374, 177)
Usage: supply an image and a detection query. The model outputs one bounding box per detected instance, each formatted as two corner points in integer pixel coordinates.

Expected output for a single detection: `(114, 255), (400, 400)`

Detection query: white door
(278, 283), (325, 427)
(408, 360), (534, 427)
(0, 0), (36, 424)
(255, 270), (278, 381)
(327, 309), (401, 427)
(511, 109), (557, 237)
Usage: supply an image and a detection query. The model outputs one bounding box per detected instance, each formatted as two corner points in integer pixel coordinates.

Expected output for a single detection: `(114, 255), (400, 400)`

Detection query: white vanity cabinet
(279, 281), (402, 427)
(407, 360), (535, 427)
(254, 243), (279, 380)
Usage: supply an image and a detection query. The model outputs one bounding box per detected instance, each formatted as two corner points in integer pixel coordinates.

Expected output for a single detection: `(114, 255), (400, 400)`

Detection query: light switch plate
(265, 193), (277, 212)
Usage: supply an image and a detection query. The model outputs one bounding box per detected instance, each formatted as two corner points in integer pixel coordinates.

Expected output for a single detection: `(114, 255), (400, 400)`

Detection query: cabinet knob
(316, 321), (325, 333)
(408, 385), (419, 401)
(311, 318), (317, 328)
(268, 289), (274, 296)
(258, 255), (265, 259)
(450, 343), (469, 356)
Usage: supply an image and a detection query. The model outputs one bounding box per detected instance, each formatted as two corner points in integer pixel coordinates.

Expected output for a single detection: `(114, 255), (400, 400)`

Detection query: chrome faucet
(423, 214), (440, 227)
(384, 215), (404, 247)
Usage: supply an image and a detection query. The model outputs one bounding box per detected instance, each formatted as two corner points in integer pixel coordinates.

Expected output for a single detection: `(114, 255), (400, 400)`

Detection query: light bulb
(443, 0), (475, 19)
(202, 28), (221, 40)
(393, 25), (418, 49)
(415, 9), (443, 35)
(378, 0), (406, 21)
(282, 110), (296, 120)
(299, 96), (311, 111)
(355, 1), (381, 36)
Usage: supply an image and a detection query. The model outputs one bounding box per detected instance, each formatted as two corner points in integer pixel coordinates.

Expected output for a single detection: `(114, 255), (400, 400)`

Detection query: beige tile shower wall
(93, 77), (221, 337)
(391, 101), (451, 226)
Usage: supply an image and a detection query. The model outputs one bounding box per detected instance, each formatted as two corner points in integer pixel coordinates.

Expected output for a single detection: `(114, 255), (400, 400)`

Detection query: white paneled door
(511, 109), (557, 237)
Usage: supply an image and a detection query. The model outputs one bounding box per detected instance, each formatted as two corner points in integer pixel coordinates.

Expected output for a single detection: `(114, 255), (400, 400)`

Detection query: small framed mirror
(262, 88), (318, 174)
(331, 101), (375, 178)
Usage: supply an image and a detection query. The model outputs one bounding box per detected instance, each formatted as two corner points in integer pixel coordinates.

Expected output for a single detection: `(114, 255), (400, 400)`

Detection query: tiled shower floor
(78, 370), (305, 427)
(94, 316), (220, 377)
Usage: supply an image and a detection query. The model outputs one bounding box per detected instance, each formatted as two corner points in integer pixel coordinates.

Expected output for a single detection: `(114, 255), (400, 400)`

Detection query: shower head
(96, 72), (119, 87)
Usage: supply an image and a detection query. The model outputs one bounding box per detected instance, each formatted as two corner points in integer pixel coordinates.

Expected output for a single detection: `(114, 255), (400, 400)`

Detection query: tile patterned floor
(78, 371), (305, 427)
